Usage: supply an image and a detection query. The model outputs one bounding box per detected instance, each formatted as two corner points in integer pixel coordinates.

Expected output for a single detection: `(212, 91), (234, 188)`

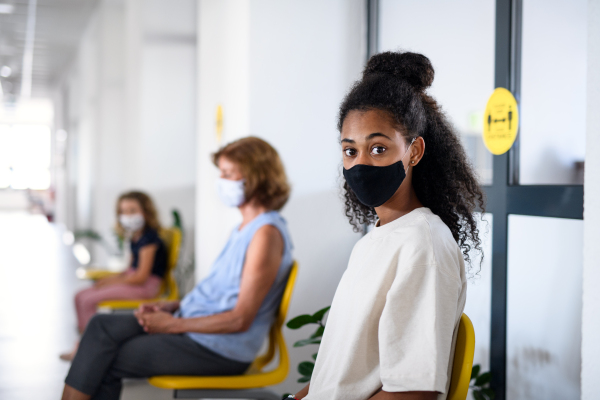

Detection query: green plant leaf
(312, 353), (318, 360)
(471, 364), (481, 380)
(482, 388), (495, 399)
(311, 306), (331, 322)
(472, 390), (485, 400)
(172, 209), (183, 229)
(74, 230), (103, 241)
(297, 376), (311, 383)
(287, 314), (318, 329)
(474, 372), (492, 387)
(293, 338), (321, 347)
(298, 361), (314, 376)
(310, 325), (325, 339)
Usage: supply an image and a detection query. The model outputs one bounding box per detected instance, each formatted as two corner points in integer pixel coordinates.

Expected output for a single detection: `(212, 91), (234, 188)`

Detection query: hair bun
(363, 51), (434, 91)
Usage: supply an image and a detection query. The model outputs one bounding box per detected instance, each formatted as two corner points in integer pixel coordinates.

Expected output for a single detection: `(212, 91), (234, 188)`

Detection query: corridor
(0, 212), (84, 398)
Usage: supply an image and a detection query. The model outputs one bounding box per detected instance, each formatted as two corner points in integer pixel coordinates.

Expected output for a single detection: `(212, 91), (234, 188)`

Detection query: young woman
(294, 52), (484, 400)
(61, 137), (294, 400)
(60, 191), (167, 361)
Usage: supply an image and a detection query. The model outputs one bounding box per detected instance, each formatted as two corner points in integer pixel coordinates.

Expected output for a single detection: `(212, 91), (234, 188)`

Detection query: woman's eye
(344, 148), (356, 157)
(371, 146), (386, 155)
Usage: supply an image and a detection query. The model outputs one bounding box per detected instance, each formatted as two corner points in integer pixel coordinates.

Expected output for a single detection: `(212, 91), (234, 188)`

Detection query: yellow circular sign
(483, 88), (519, 155)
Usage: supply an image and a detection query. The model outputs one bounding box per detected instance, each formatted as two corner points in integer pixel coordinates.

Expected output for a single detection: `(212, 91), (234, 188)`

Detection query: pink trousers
(75, 272), (162, 332)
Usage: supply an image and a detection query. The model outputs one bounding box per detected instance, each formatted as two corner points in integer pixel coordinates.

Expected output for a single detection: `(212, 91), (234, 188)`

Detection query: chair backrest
(251, 261), (298, 372)
(158, 227), (182, 300)
(447, 313), (476, 400)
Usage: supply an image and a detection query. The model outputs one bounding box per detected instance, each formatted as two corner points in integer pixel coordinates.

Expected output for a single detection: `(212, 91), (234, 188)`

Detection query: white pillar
(581, 0), (600, 398)
(195, 0), (251, 281)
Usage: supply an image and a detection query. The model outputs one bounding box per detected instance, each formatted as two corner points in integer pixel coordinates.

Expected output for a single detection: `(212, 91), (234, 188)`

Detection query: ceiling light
(0, 4), (14, 14)
(0, 66), (11, 77)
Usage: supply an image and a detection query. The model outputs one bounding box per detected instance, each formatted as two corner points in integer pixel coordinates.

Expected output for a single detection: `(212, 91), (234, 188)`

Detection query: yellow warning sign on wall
(483, 88), (519, 155)
(215, 104), (223, 143)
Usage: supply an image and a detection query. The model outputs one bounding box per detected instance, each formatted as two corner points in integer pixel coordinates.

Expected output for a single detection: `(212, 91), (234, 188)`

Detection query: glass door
(372, 0), (586, 399)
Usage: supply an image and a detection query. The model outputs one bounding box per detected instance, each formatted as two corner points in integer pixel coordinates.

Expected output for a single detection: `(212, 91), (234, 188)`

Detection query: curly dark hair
(338, 51), (485, 267)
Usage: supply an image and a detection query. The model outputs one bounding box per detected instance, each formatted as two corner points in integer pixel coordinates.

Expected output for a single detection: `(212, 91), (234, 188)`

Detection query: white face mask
(119, 213), (145, 232)
(216, 178), (246, 207)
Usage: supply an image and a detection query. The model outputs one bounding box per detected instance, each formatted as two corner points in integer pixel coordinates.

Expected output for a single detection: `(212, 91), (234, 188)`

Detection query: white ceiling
(0, 0), (97, 99)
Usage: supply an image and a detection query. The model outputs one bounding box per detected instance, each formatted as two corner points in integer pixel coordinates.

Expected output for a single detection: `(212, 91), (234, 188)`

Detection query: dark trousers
(65, 314), (250, 400)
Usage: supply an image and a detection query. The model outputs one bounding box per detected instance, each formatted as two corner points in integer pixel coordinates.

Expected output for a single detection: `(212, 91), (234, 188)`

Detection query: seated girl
(60, 191), (167, 361)
(61, 137), (293, 400)
(293, 52), (484, 400)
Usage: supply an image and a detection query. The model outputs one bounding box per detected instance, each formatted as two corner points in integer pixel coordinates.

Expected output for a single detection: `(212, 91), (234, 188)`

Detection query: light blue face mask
(216, 178), (246, 207)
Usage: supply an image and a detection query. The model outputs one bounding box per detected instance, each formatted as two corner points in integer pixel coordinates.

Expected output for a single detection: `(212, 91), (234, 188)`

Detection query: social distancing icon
(483, 88), (519, 155)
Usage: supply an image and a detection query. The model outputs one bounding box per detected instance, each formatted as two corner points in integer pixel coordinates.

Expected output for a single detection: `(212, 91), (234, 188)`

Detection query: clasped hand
(134, 303), (179, 334)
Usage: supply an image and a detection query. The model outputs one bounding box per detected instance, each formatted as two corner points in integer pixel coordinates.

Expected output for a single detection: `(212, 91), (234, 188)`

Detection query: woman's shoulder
(414, 208), (459, 249)
(136, 228), (163, 246)
(402, 208), (465, 279)
(374, 208), (462, 269)
(252, 211), (289, 232)
(385, 208), (455, 242)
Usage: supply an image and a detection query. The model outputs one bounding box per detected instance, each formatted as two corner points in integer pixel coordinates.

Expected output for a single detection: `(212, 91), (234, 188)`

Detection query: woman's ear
(408, 137), (425, 166)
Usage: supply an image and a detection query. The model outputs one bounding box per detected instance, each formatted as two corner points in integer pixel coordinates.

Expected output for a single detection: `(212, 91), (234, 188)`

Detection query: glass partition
(519, 0), (587, 184)
(507, 215), (582, 399)
(379, 0), (495, 184)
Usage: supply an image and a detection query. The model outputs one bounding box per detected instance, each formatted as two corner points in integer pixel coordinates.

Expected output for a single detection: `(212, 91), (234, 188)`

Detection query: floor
(0, 212), (172, 400)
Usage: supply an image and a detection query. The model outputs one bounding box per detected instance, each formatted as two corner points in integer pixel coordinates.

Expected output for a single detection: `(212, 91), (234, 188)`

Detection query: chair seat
(148, 368), (287, 390)
(148, 262), (298, 396)
(76, 267), (122, 280)
(97, 297), (168, 309)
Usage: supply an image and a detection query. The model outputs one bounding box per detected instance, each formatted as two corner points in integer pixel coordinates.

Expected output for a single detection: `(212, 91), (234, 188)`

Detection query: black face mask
(343, 159), (407, 208)
(343, 140), (415, 208)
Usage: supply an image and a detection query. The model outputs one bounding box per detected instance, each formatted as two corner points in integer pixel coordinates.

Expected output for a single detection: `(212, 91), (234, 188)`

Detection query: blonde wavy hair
(213, 137), (290, 211)
(115, 191), (161, 237)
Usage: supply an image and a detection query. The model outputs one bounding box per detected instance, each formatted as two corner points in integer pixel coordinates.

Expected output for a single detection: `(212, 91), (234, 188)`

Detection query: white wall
(196, 0), (251, 278)
(581, 0), (600, 398)
(54, 0), (197, 264)
(137, 0), (197, 265)
(196, 0), (365, 393)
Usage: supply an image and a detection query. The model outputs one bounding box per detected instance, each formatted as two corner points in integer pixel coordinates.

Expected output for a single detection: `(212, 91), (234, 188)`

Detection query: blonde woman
(62, 137), (294, 400)
(60, 191), (167, 361)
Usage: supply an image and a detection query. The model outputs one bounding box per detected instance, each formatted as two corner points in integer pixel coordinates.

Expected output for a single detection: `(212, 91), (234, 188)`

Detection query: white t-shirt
(306, 207), (467, 400)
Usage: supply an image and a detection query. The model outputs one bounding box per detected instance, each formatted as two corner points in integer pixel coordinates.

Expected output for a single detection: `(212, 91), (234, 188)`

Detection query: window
(0, 124), (52, 190)
(379, 0), (496, 184)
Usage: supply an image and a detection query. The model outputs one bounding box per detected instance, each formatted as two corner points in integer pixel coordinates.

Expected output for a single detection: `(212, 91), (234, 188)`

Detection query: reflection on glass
(507, 215), (582, 399)
(379, 0), (495, 185)
(520, 0), (587, 184)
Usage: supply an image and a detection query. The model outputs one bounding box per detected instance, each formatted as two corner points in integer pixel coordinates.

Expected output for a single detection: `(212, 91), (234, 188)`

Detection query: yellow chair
(148, 261), (299, 400)
(447, 313), (476, 400)
(96, 227), (182, 310)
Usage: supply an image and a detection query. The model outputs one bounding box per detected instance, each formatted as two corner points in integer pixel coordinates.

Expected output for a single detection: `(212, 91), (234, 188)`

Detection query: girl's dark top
(130, 228), (168, 278)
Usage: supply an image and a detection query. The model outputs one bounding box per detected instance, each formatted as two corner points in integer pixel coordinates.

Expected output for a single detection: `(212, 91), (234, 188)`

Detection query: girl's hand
(295, 383), (310, 400)
(138, 311), (180, 334)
